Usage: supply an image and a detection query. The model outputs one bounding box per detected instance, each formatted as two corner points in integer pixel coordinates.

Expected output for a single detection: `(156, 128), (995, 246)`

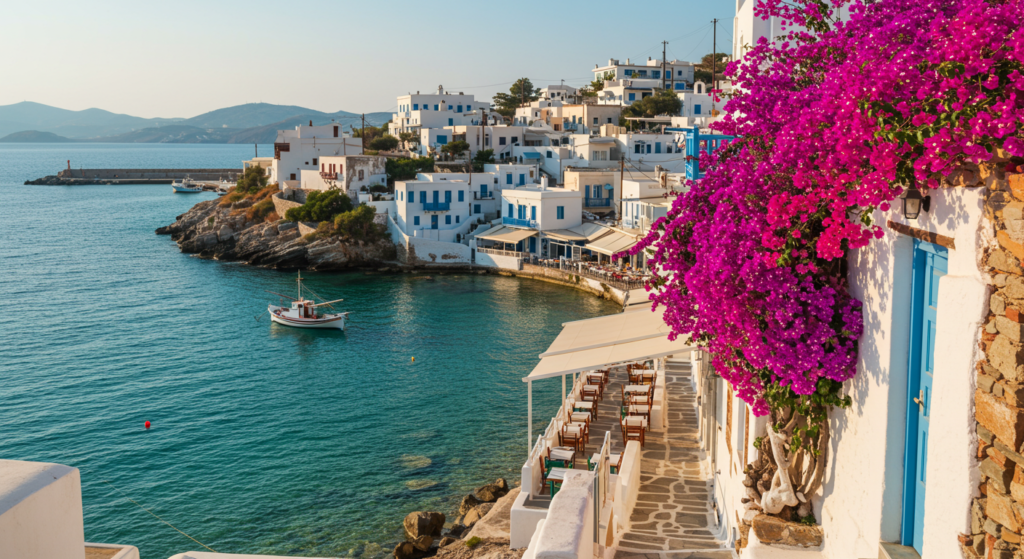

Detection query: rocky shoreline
(156, 197), (396, 270)
(396, 479), (524, 559)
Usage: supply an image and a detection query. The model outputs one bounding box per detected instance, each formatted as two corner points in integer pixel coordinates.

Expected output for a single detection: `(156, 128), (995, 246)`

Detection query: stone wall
(967, 172), (1024, 558)
(272, 191), (305, 217)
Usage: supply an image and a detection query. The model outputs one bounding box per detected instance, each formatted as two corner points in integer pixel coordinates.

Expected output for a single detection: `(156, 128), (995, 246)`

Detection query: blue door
(431, 215), (438, 230)
(481, 184), (487, 198)
(519, 174), (525, 185)
(433, 191), (439, 203)
(902, 240), (947, 554)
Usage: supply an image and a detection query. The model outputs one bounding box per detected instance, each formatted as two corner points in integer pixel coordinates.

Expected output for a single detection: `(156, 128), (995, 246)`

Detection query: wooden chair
(627, 402), (651, 426)
(560, 424), (586, 453)
(547, 447), (574, 469)
(621, 417), (645, 447)
(582, 384), (602, 402)
(539, 455), (569, 496)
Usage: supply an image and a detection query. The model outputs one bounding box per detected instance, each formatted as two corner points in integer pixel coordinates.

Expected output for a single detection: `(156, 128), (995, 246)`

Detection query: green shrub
(465, 537), (481, 549)
(369, 184), (388, 193)
(235, 166), (269, 195)
(284, 190), (353, 222)
(246, 198), (275, 221)
(368, 134), (399, 151)
(333, 204), (378, 240)
(386, 157), (434, 182)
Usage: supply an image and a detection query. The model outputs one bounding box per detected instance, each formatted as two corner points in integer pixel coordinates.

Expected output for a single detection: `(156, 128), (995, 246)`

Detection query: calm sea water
(0, 144), (617, 559)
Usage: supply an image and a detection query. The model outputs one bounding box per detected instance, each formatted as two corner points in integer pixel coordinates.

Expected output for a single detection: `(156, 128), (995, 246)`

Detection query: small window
(420, 191), (426, 203)
(413, 103), (419, 110)
(593, 117), (598, 125)
(695, 104), (702, 115)
(607, 118), (612, 123)
(312, 158), (318, 165)
(531, 206), (536, 220)
(445, 191), (452, 203)
(434, 105), (439, 111)
(512, 137), (519, 144)
(414, 216), (420, 226)
(546, 151), (552, 159)
(557, 206), (564, 219)
(474, 204), (481, 214)
(508, 203), (514, 215)
(458, 191), (464, 202)
(628, 93), (636, 101)
(456, 215), (460, 223)
(499, 137), (507, 145)
(445, 215), (452, 225)
(358, 170), (364, 180)
(290, 173), (296, 180)
(400, 191), (404, 201)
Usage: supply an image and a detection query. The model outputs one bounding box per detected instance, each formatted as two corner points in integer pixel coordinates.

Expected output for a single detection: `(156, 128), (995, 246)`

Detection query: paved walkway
(613, 359), (735, 559)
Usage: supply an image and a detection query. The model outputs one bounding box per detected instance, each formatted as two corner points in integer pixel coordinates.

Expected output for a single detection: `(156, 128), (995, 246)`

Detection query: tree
(368, 134), (399, 151)
(621, 89), (682, 123)
(284, 190), (354, 223)
(441, 140), (470, 159)
(351, 122), (390, 148)
(472, 149), (495, 164)
(235, 165), (268, 195)
(580, 71), (615, 98)
(398, 132), (418, 148)
(492, 78), (540, 118)
(694, 52), (730, 85)
(332, 204), (380, 240)
(385, 157), (435, 182)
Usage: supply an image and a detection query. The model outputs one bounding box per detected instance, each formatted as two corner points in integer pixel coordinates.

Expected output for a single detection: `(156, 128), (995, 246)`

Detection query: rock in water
(459, 494), (482, 515)
(463, 503), (494, 527)
(412, 535), (434, 552)
(394, 542), (421, 559)
(404, 511), (446, 539)
(473, 483), (507, 503)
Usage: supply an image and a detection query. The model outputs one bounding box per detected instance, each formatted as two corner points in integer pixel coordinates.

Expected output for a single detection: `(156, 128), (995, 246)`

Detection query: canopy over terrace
(587, 230), (638, 257)
(521, 309), (692, 447)
(476, 225), (537, 244)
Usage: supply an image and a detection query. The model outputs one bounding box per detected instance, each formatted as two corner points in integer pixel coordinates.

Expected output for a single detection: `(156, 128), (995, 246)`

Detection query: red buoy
(145, 421), (151, 430)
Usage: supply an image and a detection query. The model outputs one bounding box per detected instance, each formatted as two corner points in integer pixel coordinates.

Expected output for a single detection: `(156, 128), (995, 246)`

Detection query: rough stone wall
(272, 191), (305, 217)
(967, 172), (1024, 558)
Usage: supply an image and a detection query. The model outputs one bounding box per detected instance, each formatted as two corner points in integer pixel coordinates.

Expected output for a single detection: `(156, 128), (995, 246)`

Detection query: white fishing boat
(267, 272), (348, 329)
(172, 176), (203, 193)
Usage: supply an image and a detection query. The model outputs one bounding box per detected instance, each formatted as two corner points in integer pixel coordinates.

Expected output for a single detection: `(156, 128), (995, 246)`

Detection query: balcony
(473, 191), (494, 200)
(422, 202), (450, 212)
(585, 198), (611, 208)
(503, 217), (537, 228)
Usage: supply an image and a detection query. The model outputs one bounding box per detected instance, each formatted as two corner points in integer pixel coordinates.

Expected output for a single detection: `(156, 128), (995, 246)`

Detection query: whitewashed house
(389, 86), (491, 138)
(270, 123), (362, 186)
(299, 155), (387, 199)
(394, 175), (475, 242)
(474, 179), (583, 261)
(592, 57), (696, 95)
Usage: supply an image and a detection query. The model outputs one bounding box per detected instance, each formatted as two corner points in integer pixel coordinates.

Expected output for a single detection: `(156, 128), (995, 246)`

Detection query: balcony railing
(585, 198), (611, 207)
(477, 247), (526, 258)
(423, 202), (450, 212)
(473, 192), (494, 200)
(502, 217), (537, 228)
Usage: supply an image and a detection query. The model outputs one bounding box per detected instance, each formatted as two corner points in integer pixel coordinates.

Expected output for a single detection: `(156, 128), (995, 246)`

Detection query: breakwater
(26, 167), (240, 185)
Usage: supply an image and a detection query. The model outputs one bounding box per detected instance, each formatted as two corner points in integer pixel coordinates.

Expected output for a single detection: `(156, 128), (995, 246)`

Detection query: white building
(475, 180), (583, 257)
(389, 86), (492, 137)
(538, 85), (578, 102)
(394, 174), (476, 242)
(299, 155), (387, 199)
(593, 57), (696, 93)
(271, 123), (362, 186)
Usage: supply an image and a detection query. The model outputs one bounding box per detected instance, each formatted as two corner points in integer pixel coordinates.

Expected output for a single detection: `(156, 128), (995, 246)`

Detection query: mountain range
(0, 102), (392, 144)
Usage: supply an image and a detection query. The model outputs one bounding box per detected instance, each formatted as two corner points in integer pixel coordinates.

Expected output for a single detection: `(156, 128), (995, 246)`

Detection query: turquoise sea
(0, 144), (617, 559)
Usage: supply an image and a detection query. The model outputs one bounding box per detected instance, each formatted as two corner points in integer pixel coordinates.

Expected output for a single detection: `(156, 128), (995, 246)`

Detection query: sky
(0, 0), (736, 119)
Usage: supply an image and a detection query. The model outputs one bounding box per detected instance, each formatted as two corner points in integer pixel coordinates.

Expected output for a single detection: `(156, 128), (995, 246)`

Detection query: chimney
(626, 58), (630, 65)
(309, 120), (313, 126)
(438, 85), (444, 94)
(540, 176), (549, 189)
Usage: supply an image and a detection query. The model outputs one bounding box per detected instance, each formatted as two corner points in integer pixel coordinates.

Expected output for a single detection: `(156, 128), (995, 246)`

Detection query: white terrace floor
(526, 359), (735, 558)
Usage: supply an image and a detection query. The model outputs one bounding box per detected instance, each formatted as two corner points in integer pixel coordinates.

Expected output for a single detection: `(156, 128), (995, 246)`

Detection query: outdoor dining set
(538, 361), (660, 496)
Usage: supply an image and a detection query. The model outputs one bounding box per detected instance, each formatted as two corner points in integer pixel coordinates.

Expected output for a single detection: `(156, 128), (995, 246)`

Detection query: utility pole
(711, 19), (718, 116)
(361, 113), (366, 149)
(661, 40), (668, 90)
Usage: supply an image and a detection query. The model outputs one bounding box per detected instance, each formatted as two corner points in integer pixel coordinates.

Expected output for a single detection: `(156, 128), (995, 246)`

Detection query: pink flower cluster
(631, 0), (1024, 414)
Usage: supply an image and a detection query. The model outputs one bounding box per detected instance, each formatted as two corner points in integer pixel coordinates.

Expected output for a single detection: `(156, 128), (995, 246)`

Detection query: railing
(576, 266), (648, 291)
(585, 197), (611, 208)
(473, 192), (494, 200)
(502, 217), (537, 228)
(477, 247), (527, 258)
(422, 202), (450, 211)
(319, 171), (337, 180)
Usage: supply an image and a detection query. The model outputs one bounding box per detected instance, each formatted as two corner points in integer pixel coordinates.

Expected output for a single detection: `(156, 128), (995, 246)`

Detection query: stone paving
(612, 360), (736, 559)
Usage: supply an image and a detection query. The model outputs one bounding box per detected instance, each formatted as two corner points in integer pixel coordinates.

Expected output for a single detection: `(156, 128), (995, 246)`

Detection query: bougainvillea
(630, 0), (1024, 423)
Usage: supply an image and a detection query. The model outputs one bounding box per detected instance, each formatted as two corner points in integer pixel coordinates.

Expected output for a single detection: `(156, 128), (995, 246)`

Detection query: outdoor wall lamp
(902, 183), (931, 220)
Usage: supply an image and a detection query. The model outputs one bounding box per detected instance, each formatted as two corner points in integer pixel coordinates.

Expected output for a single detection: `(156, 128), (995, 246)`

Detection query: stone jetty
(26, 168), (240, 185)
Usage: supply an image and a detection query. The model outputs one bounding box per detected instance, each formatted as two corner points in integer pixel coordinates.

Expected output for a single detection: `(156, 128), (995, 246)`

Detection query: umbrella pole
(527, 381), (533, 453)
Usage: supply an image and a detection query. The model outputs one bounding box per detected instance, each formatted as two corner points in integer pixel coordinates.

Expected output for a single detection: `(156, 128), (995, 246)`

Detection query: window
(434, 105), (439, 110)
(678, 70), (683, 76)
(628, 93), (636, 102)
(456, 215), (460, 223)
(499, 137), (507, 145)
(557, 206), (565, 219)
(448, 118), (453, 126)
(445, 215), (451, 225)
(448, 105), (452, 110)
(530, 206), (536, 220)
(312, 158), (318, 165)
(508, 203), (514, 215)
(512, 137), (519, 144)
(554, 124), (560, 131)
(400, 191), (404, 201)
(593, 117), (599, 125)
(594, 151), (608, 161)
(457, 105), (463, 113)
(506, 174), (512, 184)
(420, 191), (426, 203)
(445, 191), (452, 203)
(634, 144), (642, 154)
(546, 151), (552, 159)
(358, 169), (364, 180)
(646, 144), (652, 154)
(675, 83), (686, 90)
(624, 69), (633, 76)
(652, 71), (660, 78)
(413, 103), (419, 110)
(606, 117), (612, 123)
(458, 191), (464, 202)
(290, 173), (296, 180)
(655, 142), (661, 154)
(474, 204), (481, 214)
(437, 135), (448, 145)
(694, 104), (702, 114)
(414, 216), (420, 226)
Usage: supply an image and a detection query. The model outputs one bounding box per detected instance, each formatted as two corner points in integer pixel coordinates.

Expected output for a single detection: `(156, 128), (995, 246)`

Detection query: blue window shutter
(414, 216), (420, 225)
(557, 206), (564, 219)
(420, 191), (426, 203)
(695, 104), (701, 114)
(475, 204), (481, 213)
(508, 203), (513, 215)
(458, 105), (463, 113)
(585, 185), (590, 198)
(458, 191), (464, 202)
(655, 142), (662, 154)
(531, 206), (536, 220)
(634, 144), (641, 154)
(456, 215), (460, 223)
(506, 174), (512, 184)
(445, 191), (451, 203)
(413, 103), (418, 110)
(628, 93), (636, 101)
(445, 215), (451, 224)
(448, 118), (453, 126)
(646, 144), (651, 154)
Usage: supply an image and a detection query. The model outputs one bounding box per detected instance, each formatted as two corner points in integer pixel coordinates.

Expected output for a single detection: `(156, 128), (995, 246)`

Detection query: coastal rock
(439, 537), (457, 548)
(463, 503), (494, 527)
(394, 542), (422, 559)
(404, 511), (446, 539)
(432, 538), (524, 559)
(459, 494), (482, 515)
(465, 487), (519, 542)
(412, 535), (434, 552)
(474, 483), (507, 503)
(156, 197), (395, 270)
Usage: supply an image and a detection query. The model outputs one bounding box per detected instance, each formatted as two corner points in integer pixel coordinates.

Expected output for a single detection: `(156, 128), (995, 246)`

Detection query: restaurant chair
(621, 418), (645, 447)
(560, 424), (586, 453)
(547, 446), (575, 469)
(539, 455), (569, 497)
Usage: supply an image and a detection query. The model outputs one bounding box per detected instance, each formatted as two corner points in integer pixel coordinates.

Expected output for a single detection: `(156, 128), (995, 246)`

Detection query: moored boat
(172, 176), (203, 193)
(267, 272), (347, 330)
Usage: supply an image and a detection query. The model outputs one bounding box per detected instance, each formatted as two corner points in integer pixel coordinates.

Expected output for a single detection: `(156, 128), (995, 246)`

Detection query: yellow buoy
(411, 357), (415, 362)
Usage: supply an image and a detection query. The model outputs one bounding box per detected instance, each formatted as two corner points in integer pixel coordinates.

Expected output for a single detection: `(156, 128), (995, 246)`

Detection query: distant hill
(0, 130), (79, 143)
(0, 101), (393, 143)
(0, 101), (181, 139)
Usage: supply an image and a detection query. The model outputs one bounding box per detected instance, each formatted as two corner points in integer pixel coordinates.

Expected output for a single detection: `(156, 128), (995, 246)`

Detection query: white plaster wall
(0, 460), (85, 559)
(407, 237), (471, 265)
(814, 187), (986, 559)
(475, 251), (521, 270)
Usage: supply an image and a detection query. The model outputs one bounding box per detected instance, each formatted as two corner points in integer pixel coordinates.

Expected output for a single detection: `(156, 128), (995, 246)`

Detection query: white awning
(541, 309), (672, 357)
(543, 229), (588, 242)
(588, 231), (638, 256)
(477, 226), (537, 243)
(568, 222), (614, 242)
(523, 333), (691, 382)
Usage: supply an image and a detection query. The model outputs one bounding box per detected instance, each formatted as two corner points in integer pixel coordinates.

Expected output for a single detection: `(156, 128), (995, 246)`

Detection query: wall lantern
(902, 182), (931, 220)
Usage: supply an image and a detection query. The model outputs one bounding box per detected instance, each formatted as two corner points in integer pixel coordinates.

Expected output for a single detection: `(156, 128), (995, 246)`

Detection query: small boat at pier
(172, 176), (203, 193)
(267, 272), (348, 329)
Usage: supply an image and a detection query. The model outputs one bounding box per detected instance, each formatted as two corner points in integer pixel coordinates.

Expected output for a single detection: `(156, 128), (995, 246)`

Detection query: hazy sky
(1, 0), (736, 119)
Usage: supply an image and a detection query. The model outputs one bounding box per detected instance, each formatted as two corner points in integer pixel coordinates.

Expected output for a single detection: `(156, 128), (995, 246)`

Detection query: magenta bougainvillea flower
(628, 0), (1024, 414)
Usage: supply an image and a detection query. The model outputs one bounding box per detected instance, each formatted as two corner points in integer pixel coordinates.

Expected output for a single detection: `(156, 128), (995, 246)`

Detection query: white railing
(477, 247), (527, 258)
(613, 440), (642, 537)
